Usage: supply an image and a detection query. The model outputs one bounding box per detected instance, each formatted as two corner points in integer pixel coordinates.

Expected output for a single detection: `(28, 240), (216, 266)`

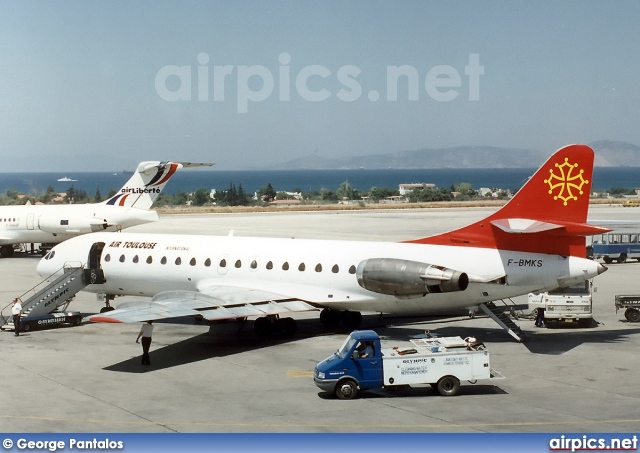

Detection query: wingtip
(89, 316), (124, 323)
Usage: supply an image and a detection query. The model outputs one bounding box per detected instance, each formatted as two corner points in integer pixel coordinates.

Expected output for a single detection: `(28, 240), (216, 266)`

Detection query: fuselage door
(85, 242), (107, 285)
(27, 213), (34, 230)
(88, 242), (106, 269)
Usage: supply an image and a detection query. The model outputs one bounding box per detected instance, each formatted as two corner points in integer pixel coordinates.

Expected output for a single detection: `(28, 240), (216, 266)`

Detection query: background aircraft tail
(409, 144), (609, 257)
(103, 161), (212, 210)
(103, 161), (181, 209)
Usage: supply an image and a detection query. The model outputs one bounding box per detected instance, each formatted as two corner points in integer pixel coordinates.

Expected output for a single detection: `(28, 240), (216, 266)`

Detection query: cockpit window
(44, 251), (55, 260)
(104, 254), (111, 262)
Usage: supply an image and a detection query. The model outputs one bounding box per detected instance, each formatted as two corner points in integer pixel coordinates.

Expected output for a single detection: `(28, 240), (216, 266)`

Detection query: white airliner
(0, 161), (210, 257)
(37, 145), (609, 335)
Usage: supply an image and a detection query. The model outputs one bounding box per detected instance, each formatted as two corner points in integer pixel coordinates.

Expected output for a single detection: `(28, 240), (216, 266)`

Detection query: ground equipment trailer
(314, 330), (502, 399)
(615, 295), (640, 322)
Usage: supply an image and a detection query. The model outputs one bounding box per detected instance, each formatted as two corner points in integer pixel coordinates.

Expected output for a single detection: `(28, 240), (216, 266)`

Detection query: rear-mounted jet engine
(356, 258), (468, 297)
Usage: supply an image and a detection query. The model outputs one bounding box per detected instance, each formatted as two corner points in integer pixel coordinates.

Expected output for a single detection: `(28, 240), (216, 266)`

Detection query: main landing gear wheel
(319, 309), (363, 329)
(0, 245), (14, 258)
(253, 316), (298, 338)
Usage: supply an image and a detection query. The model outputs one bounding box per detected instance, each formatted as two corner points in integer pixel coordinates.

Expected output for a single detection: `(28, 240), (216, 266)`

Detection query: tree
(39, 185), (57, 204)
(192, 188), (210, 206)
(337, 181), (360, 200)
(369, 186), (398, 202)
(94, 187), (102, 203)
(66, 186), (76, 204)
(258, 183), (277, 202)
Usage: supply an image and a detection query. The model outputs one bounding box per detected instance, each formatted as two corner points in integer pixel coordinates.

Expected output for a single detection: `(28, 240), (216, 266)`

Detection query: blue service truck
(314, 330), (501, 399)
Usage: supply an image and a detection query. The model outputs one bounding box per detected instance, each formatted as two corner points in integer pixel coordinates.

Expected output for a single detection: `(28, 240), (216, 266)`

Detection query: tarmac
(1, 204), (639, 433)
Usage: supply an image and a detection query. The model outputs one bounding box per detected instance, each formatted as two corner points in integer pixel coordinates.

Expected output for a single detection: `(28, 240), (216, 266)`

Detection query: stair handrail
(1, 264), (84, 324)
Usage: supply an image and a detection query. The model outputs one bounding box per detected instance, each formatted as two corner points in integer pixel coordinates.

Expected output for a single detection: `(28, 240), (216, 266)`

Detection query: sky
(1, 1), (640, 171)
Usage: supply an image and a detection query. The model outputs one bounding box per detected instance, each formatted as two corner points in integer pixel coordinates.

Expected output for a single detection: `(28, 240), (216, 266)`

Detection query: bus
(589, 232), (640, 264)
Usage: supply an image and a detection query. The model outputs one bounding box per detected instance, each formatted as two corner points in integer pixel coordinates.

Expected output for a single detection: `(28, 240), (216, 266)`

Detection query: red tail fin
(408, 144), (609, 256)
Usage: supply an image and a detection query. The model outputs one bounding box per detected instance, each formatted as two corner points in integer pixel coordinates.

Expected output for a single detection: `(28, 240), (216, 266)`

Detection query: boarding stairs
(1, 266), (103, 331)
(480, 299), (528, 342)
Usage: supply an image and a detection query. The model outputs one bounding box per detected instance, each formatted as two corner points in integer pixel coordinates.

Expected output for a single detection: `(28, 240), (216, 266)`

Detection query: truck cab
(314, 330), (383, 399)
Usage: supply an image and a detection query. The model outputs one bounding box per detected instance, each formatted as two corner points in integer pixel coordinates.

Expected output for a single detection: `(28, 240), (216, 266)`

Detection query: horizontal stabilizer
(491, 218), (610, 236)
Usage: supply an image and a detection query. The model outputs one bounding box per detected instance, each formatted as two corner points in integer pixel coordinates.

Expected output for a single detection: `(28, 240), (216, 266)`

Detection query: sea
(0, 167), (637, 196)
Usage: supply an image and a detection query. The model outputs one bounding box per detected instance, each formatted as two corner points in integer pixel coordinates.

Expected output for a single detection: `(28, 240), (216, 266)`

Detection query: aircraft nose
(36, 251), (57, 277)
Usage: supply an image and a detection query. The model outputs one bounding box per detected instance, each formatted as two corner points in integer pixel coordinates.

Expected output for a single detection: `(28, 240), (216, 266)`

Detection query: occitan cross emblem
(544, 157), (589, 206)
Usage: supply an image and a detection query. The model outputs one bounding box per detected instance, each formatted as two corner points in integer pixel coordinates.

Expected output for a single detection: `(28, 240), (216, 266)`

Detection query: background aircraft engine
(356, 258), (469, 296)
(38, 216), (109, 234)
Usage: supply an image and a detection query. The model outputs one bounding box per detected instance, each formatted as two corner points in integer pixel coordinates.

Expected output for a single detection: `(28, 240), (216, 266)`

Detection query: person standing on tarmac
(136, 320), (154, 365)
(11, 298), (23, 336)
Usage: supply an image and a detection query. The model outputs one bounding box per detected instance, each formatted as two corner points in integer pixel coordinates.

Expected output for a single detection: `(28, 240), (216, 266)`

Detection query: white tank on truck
(313, 330), (503, 399)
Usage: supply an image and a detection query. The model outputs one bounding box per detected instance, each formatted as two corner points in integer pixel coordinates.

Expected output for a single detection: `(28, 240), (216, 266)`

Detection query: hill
(272, 141), (640, 169)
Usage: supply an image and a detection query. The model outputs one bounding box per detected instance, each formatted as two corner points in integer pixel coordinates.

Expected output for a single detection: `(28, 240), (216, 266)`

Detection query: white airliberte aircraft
(37, 145), (609, 336)
(0, 161), (210, 258)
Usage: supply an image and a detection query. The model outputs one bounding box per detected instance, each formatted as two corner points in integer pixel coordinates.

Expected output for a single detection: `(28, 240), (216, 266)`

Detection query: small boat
(57, 177), (77, 182)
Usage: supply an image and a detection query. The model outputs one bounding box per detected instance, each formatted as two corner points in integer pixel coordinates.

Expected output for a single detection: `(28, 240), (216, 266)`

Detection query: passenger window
(161, 257), (167, 265)
(146, 256), (153, 264)
(282, 262), (289, 270)
(298, 263), (306, 271)
(205, 258), (211, 267)
(220, 259), (226, 267)
(235, 260), (242, 268)
(315, 264), (322, 272)
(266, 261), (273, 270)
(133, 255), (139, 263)
(104, 254), (111, 262)
(349, 265), (356, 274)
(175, 257), (182, 265)
(250, 260), (257, 269)
(119, 254), (125, 263)
(190, 258), (196, 266)
(332, 264), (339, 273)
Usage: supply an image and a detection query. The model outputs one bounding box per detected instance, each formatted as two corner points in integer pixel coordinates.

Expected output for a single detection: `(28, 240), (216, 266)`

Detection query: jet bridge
(1, 266), (104, 332)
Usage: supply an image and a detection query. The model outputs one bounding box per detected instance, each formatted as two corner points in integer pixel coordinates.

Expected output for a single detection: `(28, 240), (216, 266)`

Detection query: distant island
(267, 140), (640, 170)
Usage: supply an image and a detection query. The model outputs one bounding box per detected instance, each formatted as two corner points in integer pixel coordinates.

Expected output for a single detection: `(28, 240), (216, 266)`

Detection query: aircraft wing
(87, 288), (318, 323)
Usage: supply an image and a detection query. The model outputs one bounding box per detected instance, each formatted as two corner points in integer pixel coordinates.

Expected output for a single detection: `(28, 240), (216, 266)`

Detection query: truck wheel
(335, 379), (358, 400)
(618, 254), (627, 264)
(625, 308), (640, 323)
(22, 323), (31, 332)
(603, 256), (613, 264)
(437, 376), (460, 397)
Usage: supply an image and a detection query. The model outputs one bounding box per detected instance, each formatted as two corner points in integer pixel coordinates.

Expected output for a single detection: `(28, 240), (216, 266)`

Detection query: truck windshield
(337, 336), (358, 358)
(549, 280), (590, 295)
